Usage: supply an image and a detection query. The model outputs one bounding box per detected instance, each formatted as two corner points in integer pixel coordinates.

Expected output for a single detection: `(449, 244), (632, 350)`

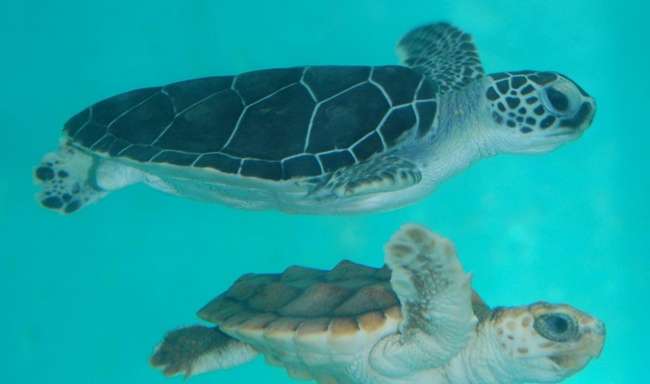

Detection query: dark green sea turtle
(34, 22), (595, 214)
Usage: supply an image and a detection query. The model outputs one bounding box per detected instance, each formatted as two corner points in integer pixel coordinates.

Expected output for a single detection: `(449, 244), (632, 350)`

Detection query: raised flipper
(34, 145), (107, 214)
(314, 155), (421, 198)
(151, 325), (258, 378)
(370, 224), (477, 376)
(397, 22), (484, 93)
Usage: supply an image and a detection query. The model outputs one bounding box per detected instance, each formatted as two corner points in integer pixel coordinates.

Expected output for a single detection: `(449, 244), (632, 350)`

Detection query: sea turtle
(34, 22), (596, 215)
(150, 224), (605, 384)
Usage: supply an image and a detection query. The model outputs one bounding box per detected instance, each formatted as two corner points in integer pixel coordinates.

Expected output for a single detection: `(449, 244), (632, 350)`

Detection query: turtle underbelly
(150, 171), (435, 214)
(153, 173), (306, 211)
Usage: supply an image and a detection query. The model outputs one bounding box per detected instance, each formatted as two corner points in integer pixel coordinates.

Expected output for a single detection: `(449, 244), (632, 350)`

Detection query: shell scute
(246, 282), (303, 312)
(280, 265), (325, 282)
(357, 311), (388, 333)
(264, 317), (304, 337)
(226, 273), (277, 301)
(325, 260), (377, 281)
(384, 306), (403, 322)
(238, 313), (278, 332)
(306, 82), (389, 154)
(298, 318), (331, 334)
(278, 283), (353, 317)
(329, 318), (360, 337)
(109, 91), (174, 145)
(197, 297), (244, 323)
(371, 66), (423, 106)
(162, 75), (233, 111)
(221, 310), (257, 329)
(333, 282), (397, 316)
(155, 89), (243, 153)
(332, 276), (380, 290)
(302, 66), (370, 101)
(224, 84), (314, 161)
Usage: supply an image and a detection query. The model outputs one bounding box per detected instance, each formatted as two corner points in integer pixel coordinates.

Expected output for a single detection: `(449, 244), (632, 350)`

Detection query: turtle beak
(558, 98), (596, 133)
(584, 319), (606, 358)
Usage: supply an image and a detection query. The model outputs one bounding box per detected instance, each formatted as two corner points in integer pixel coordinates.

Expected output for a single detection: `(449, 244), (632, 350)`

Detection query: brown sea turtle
(151, 225), (604, 383)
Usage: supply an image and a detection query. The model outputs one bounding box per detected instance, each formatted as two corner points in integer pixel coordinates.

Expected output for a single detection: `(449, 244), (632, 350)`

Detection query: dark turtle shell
(65, 66), (438, 181)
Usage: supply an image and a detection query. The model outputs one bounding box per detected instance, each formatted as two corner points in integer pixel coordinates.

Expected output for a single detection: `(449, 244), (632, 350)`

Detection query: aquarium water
(1, 1), (648, 383)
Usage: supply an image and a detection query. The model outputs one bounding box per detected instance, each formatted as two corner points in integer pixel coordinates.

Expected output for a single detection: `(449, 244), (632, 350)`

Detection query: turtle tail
(151, 325), (258, 378)
(33, 144), (107, 214)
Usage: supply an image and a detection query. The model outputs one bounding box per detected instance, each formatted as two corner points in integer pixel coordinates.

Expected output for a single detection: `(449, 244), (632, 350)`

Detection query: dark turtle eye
(534, 313), (579, 342)
(545, 87), (569, 112)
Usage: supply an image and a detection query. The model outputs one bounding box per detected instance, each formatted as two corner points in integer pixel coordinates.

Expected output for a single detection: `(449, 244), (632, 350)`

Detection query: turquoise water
(2, 1), (648, 383)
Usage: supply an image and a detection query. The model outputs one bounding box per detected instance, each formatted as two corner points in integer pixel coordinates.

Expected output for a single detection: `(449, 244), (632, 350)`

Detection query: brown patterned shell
(198, 260), (489, 356)
(199, 260), (399, 332)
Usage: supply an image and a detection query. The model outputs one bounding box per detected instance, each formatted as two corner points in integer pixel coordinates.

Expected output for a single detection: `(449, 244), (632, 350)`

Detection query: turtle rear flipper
(34, 145), (108, 214)
(151, 325), (258, 378)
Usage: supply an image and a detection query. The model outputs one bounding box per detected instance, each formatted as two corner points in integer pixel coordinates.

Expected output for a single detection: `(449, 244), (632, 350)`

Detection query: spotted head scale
(483, 71), (596, 154)
(486, 302), (605, 383)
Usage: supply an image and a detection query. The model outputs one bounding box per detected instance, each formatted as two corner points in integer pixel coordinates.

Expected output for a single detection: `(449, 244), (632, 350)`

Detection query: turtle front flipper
(370, 224), (477, 376)
(151, 325), (258, 378)
(397, 22), (484, 93)
(314, 155), (422, 198)
(34, 145), (108, 214)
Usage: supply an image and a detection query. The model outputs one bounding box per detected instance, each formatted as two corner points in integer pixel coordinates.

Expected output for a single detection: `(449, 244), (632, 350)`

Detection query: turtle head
(482, 71), (595, 154)
(485, 302), (605, 383)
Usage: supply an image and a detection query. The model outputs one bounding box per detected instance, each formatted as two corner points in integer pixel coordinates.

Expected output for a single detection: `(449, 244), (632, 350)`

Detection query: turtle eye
(534, 313), (579, 342)
(544, 87), (570, 113)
